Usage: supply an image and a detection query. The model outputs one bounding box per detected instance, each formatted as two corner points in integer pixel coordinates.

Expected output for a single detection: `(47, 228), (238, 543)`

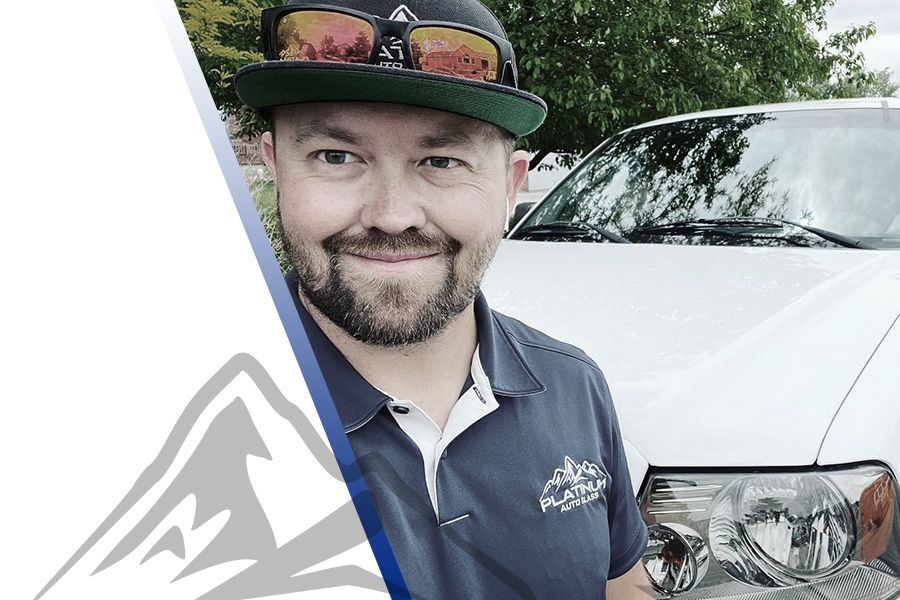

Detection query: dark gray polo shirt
(288, 272), (648, 599)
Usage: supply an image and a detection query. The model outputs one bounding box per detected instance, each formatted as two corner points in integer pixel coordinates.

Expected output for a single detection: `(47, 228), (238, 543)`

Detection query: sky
(825, 0), (900, 84)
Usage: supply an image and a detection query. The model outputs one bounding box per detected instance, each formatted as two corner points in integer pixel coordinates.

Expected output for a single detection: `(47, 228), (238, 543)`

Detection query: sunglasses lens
(275, 10), (374, 64)
(410, 27), (501, 82)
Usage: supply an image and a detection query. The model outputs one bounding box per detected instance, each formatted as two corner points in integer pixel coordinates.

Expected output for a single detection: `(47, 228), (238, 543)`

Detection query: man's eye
(424, 157), (462, 169)
(315, 151), (359, 165)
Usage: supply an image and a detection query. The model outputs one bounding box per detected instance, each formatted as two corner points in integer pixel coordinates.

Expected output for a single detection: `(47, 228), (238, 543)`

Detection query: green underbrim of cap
(234, 61), (547, 137)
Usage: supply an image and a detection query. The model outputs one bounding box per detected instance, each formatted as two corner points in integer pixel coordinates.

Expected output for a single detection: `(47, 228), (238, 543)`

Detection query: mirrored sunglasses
(261, 5), (518, 87)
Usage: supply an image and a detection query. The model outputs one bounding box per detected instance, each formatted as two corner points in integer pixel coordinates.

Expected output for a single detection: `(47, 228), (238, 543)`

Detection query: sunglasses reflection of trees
(565, 113), (794, 238)
(36, 353), (537, 600)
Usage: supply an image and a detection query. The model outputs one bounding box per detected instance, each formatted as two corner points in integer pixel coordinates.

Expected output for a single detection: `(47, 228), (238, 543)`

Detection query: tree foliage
(487, 0), (881, 168)
(177, 0), (884, 166)
(794, 66), (900, 99)
(176, 0), (273, 137)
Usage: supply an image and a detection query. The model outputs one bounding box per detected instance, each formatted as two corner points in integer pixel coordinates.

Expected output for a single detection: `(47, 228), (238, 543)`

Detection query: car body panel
(622, 439), (649, 493)
(623, 97), (900, 132)
(818, 313), (900, 475)
(482, 241), (900, 469)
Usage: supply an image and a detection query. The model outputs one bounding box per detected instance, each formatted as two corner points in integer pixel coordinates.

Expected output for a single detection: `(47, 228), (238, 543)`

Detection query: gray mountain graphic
(35, 353), (389, 600)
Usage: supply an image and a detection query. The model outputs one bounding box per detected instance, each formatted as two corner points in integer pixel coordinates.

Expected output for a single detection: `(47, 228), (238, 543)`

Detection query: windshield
(513, 107), (900, 249)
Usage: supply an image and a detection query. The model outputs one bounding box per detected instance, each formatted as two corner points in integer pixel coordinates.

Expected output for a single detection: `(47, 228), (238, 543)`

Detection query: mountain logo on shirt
(539, 456), (608, 513)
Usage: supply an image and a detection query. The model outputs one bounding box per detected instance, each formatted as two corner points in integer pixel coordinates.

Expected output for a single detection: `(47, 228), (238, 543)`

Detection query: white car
(482, 98), (900, 599)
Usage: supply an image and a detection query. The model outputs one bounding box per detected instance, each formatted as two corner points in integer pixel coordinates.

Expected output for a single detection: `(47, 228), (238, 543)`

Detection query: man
(235, 1), (652, 597)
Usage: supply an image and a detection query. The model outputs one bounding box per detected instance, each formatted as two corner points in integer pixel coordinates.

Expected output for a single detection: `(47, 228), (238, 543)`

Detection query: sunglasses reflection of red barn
(419, 43), (494, 80)
(279, 31), (371, 63)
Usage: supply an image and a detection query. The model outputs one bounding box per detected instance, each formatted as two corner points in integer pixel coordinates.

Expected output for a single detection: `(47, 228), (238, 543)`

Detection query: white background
(0, 1), (384, 598)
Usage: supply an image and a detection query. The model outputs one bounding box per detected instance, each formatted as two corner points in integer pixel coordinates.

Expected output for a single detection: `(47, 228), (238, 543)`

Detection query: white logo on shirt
(540, 456), (608, 513)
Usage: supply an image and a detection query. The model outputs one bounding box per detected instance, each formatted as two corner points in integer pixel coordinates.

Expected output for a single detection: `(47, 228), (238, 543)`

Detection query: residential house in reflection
(420, 43), (495, 80)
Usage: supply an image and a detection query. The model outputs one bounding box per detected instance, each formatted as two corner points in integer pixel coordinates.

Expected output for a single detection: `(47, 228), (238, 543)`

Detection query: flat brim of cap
(234, 61), (547, 137)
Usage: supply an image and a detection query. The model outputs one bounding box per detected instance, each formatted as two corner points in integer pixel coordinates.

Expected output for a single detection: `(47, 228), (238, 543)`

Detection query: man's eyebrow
(292, 120), (362, 146)
(417, 130), (478, 150)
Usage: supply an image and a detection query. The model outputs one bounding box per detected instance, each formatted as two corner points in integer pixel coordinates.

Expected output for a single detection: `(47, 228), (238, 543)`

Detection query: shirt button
(391, 406), (410, 415)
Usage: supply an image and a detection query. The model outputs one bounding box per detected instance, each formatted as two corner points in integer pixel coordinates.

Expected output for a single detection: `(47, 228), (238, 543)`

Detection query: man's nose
(358, 171), (427, 234)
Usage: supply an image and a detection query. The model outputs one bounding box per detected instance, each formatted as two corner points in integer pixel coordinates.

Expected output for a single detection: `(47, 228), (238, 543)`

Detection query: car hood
(482, 242), (900, 468)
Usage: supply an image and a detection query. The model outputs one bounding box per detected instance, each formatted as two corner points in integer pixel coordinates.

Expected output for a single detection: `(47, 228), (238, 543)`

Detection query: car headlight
(638, 464), (900, 599)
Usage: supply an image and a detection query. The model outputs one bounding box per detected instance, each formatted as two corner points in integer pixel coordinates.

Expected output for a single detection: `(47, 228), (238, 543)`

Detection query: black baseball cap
(234, 0), (547, 136)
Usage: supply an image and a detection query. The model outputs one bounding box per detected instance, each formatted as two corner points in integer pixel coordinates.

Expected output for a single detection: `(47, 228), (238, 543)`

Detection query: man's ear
(260, 131), (277, 187)
(506, 149), (530, 220)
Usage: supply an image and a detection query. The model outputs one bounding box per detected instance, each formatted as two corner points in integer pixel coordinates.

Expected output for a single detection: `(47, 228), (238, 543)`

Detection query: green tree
(793, 66), (899, 99)
(320, 34), (337, 58)
(350, 30), (372, 62)
(177, 0), (881, 162)
(176, 0), (273, 137)
(844, 68), (899, 98)
(484, 0), (879, 168)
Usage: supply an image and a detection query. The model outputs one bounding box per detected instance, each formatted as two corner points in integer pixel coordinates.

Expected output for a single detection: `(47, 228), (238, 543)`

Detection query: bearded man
(235, 1), (652, 597)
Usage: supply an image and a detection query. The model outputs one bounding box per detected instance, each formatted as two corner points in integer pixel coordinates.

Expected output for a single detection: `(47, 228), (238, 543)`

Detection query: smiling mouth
(349, 252), (441, 264)
(345, 252), (445, 276)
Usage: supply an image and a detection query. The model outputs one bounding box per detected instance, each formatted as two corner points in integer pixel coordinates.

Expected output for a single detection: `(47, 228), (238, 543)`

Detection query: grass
(248, 178), (292, 273)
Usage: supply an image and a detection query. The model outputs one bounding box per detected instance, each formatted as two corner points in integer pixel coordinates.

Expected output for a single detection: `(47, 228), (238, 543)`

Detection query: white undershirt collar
(384, 344), (499, 520)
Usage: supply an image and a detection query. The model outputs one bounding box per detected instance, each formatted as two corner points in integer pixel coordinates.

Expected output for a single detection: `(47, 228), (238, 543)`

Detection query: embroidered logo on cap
(378, 5), (419, 68)
(389, 5), (418, 22)
(539, 456), (608, 513)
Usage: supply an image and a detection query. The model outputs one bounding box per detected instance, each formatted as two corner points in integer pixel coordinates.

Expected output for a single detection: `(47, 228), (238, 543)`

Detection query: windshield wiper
(631, 218), (876, 249)
(515, 221), (632, 244)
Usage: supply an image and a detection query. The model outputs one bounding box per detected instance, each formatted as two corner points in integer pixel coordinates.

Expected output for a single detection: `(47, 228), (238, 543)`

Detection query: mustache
(322, 229), (461, 257)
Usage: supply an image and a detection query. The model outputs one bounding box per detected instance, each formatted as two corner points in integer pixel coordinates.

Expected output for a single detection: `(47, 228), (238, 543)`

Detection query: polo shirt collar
(285, 271), (545, 433)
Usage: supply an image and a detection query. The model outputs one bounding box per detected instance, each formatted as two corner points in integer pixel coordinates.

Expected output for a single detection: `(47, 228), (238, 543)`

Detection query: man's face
(261, 102), (529, 347)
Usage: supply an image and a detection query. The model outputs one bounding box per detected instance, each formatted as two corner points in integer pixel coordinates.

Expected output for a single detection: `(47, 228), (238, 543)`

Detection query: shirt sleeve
(598, 374), (649, 580)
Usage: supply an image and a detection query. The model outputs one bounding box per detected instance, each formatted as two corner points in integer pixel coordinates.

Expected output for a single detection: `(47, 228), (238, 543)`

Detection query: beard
(280, 210), (501, 347)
